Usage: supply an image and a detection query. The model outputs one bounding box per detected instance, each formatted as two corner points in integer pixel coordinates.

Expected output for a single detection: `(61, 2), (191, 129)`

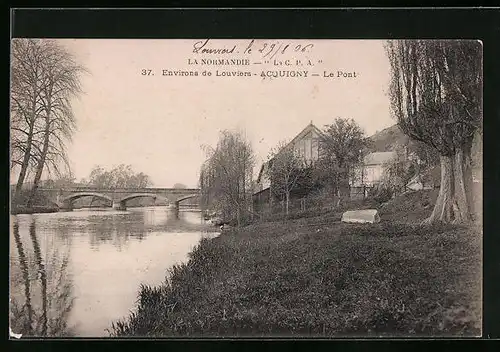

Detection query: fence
(252, 185), (380, 223)
(350, 185), (373, 200)
(255, 193), (336, 221)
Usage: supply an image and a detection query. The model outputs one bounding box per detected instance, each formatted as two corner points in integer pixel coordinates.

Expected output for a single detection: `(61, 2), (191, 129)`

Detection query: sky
(15, 39), (395, 188)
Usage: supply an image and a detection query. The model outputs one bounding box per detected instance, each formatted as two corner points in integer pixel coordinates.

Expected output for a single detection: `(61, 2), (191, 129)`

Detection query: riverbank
(11, 205), (60, 215)
(110, 210), (481, 337)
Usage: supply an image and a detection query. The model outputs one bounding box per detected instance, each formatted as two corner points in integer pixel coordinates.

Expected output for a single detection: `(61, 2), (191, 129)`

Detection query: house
(351, 151), (398, 187)
(252, 122), (324, 211)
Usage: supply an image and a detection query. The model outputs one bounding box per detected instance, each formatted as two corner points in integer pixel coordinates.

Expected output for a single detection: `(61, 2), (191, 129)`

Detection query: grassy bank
(111, 213), (481, 337)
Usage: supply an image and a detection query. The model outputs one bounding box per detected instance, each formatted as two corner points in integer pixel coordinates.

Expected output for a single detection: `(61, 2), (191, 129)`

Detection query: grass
(110, 197), (482, 336)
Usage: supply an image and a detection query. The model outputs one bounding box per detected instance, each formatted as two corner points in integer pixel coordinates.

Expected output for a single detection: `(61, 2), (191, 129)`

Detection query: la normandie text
(188, 58), (250, 66)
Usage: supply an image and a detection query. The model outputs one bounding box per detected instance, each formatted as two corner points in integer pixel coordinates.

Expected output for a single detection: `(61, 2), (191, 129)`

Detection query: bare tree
(10, 39), (87, 207)
(317, 118), (369, 206)
(386, 40), (482, 224)
(10, 39), (47, 202)
(26, 40), (86, 207)
(267, 141), (305, 216)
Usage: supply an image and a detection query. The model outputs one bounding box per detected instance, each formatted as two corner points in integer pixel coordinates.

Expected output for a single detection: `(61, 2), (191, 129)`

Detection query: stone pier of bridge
(112, 201), (127, 211)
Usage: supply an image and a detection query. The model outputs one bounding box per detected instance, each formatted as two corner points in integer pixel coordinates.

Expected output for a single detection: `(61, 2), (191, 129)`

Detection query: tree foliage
(381, 146), (416, 194)
(87, 164), (153, 189)
(386, 40), (482, 224)
(40, 175), (76, 189)
(408, 139), (440, 169)
(317, 118), (369, 205)
(199, 130), (255, 226)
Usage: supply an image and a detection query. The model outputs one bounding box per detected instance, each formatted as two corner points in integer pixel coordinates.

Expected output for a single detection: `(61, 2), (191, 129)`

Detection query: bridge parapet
(37, 187), (201, 211)
(51, 187), (200, 193)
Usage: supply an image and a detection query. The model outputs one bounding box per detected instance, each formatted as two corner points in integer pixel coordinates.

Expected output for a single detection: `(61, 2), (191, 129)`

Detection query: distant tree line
(25, 165), (155, 208)
(82, 164), (153, 189)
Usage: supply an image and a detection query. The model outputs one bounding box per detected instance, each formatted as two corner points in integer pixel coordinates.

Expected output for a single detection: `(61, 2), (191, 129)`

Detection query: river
(9, 207), (219, 337)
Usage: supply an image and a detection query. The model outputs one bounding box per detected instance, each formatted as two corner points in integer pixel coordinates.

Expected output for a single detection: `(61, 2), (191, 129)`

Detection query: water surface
(9, 207), (218, 337)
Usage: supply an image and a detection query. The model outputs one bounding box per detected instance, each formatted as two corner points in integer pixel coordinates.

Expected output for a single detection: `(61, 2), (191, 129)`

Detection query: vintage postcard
(9, 38), (482, 338)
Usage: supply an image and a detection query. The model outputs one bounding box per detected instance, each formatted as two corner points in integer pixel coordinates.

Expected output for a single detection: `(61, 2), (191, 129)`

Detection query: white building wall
(291, 130), (321, 164)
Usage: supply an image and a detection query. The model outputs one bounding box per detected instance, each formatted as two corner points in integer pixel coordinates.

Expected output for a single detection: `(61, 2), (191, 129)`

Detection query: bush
(11, 188), (53, 208)
(368, 185), (393, 204)
(227, 213), (254, 227)
(378, 189), (439, 223)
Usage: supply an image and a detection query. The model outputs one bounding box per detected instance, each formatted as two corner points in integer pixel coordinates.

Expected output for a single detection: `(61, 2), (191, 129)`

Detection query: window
(305, 137), (312, 161)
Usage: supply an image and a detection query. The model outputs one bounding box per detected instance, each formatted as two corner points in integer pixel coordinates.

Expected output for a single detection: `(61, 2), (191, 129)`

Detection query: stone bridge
(38, 186), (201, 212)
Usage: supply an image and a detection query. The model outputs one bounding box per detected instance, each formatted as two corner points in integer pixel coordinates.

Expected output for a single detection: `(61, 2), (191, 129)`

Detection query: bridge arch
(118, 193), (170, 204)
(62, 192), (113, 204)
(175, 194), (200, 204)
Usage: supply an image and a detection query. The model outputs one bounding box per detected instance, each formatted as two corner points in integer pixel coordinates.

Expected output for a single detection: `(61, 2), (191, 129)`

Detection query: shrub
(368, 185), (393, 204)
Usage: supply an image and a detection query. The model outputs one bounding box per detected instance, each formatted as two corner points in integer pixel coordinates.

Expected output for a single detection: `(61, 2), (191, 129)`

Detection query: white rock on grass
(341, 209), (381, 224)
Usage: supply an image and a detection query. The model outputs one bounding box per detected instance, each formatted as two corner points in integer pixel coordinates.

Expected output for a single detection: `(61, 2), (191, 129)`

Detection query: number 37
(141, 69), (153, 76)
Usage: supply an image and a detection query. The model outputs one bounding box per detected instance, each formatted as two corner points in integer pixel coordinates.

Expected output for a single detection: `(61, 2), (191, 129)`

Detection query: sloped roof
(256, 122), (323, 183)
(256, 162), (269, 184)
(363, 151), (397, 166)
(283, 122), (325, 152)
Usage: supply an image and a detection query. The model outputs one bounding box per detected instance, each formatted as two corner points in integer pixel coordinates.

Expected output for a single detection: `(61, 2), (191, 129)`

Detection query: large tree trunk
(236, 206), (241, 228)
(27, 112), (51, 208)
(330, 182), (340, 207)
(338, 176), (350, 206)
(285, 191), (290, 216)
(14, 122), (35, 204)
(453, 145), (473, 222)
(425, 144), (473, 225)
(13, 76), (40, 204)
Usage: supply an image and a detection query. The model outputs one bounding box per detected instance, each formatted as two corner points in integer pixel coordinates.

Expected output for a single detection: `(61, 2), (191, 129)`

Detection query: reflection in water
(10, 207), (217, 337)
(10, 217), (75, 337)
(29, 219), (48, 335)
(12, 222), (34, 335)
